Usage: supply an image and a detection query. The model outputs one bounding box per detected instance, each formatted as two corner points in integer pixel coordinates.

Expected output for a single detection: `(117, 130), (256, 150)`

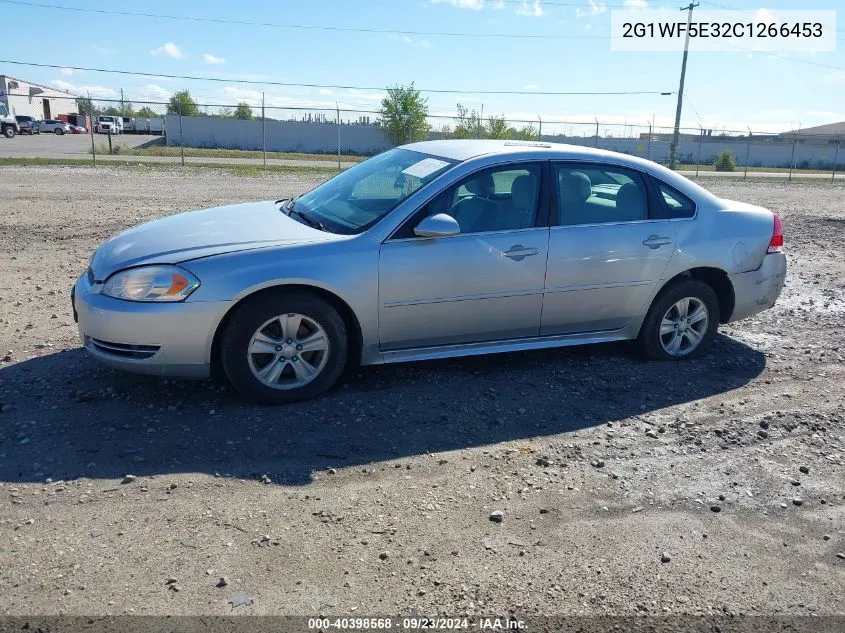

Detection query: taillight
(768, 213), (783, 253)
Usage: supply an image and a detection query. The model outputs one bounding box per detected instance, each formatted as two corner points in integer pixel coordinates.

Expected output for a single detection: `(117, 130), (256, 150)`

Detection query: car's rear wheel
(639, 279), (720, 361)
(54, 128), (64, 135)
(220, 290), (348, 404)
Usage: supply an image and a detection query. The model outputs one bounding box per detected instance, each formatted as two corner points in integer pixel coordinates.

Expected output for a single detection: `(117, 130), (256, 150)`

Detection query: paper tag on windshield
(401, 158), (450, 179)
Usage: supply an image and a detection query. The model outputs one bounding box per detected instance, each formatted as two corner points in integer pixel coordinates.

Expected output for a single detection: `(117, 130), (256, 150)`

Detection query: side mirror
(414, 213), (460, 238)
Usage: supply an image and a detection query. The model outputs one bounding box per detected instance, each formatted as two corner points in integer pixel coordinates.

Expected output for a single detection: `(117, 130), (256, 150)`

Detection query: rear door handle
(642, 235), (673, 249)
(504, 245), (540, 261)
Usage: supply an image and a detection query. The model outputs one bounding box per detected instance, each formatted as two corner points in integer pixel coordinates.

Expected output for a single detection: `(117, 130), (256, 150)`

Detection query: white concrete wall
(0, 76), (76, 119)
(164, 114), (843, 169)
(165, 115), (390, 155)
(540, 134), (841, 169)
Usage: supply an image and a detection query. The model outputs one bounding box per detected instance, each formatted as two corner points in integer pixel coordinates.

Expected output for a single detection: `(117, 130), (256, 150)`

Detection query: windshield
(292, 148), (457, 235)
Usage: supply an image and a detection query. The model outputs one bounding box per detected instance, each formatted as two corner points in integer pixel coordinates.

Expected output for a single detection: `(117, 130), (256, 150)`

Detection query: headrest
(464, 172), (495, 197)
(510, 174), (536, 210)
(558, 171), (592, 204)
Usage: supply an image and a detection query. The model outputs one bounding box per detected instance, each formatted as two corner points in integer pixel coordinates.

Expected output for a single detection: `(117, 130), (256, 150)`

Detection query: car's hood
(90, 200), (336, 280)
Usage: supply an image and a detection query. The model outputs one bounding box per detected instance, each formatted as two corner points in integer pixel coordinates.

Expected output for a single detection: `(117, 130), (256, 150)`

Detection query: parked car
(14, 115), (40, 135)
(69, 125), (87, 134)
(73, 140), (787, 404)
(40, 120), (71, 135)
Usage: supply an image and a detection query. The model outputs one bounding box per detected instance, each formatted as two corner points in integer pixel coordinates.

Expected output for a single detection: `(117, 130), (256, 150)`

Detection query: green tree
(377, 83), (430, 145)
(452, 103), (483, 139)
(510, 123), (538, 141)
(102, 106), (122, 116)
(167, 89), (199, 116)
(136, 106), (157, 118)
(119, 102), (135, 117)
(76, 97), (101, 116)
(234, 102), (254, 120)
(485, 114), (510, 139)
(714, 150), (736, 172)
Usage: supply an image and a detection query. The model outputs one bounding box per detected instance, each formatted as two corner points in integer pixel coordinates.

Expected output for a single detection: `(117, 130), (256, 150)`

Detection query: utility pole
(668, 1), (698, 169)
(120, 88), (125, 114)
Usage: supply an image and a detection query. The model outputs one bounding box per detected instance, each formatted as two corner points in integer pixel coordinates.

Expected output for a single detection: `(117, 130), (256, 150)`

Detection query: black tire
(638, 279), (720, 361)
(54, 128), (64, 135)
(2, 126), (14, 139)
(220, 290), (348, 404)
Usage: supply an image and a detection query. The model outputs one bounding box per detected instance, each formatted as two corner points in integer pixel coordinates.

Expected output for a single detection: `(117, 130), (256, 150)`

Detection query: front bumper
(72, 272), (231, 378)
(727, 252), (787, 323)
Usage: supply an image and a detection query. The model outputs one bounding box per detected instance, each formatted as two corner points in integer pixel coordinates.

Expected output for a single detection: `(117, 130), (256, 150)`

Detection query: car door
(379, 162), (550, 351)
(541, 162), (676, 336)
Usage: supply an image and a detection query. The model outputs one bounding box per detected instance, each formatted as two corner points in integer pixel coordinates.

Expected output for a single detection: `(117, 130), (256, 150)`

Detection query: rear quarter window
(652, 180), (696, 219)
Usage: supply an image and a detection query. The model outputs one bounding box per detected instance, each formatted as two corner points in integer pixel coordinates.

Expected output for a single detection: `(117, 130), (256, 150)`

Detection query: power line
(0, 0), (609, 39)
(0, 59), (673, 96)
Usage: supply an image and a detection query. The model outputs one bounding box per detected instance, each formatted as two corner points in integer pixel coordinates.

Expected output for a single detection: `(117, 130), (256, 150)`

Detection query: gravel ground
(0, 166), (843, 618)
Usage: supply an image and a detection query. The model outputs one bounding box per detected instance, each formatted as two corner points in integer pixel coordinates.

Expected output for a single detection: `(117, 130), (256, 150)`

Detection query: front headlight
(102, 265), (200, 302)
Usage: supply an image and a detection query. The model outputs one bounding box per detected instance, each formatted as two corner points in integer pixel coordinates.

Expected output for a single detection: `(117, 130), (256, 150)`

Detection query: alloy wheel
(659, 297), (709, 357)
(247, 313), (330, 390)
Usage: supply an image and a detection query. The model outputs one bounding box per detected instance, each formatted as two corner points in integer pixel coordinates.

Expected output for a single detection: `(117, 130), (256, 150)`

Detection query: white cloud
(430, 0), (484, 8)
(623, 0), (648, 8)
(524, 84), (538, 89)
(50, 79), (117, 98)
(91, 42), (115, 56)
(59, 67), (76, 76)
(420, 39), (432, 48)
(824, 71), (845, 84)
(319, 88), (333, 95)
(202, 53), (226, 64)
(754, 8), (777, 25)
(150, 42), (183, 59)
(388, 33), (414, 44)
(576, 0), (605, 18)
(516, 0), (543, 17)
(584, 22), (593, 30)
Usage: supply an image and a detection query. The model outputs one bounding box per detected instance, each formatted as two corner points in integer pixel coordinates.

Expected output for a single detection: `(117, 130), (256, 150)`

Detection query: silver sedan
(73, 140), (786, 403)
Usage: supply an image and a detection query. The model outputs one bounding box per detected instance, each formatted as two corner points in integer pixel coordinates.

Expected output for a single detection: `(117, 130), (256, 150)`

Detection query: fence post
(88, 91), (96, 166)
(594, 118), (599, 148)
(788, 131), (798, 182)
(647, 121), (652, 160)
(744, 127), (752, 180)
(336, 104), (341, 171)
(178, 102), (185, 167)
(695, 127), (703, 178)
(538, 115), (542, 141)
(832, 137), (840, 182)
(262, 92), (266, 168)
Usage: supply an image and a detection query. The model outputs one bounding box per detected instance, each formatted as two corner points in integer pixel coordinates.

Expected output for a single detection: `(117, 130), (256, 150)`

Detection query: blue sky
(3, 0), (844, 134)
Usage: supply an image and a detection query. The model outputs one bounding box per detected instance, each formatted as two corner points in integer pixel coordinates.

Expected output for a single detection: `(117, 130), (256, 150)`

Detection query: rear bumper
(72, 272), (231, 378)
(727, 252), (787, 323)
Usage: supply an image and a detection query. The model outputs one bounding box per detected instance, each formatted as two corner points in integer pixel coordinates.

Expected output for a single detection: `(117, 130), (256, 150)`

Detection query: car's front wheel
(638, 279), (720, 361)
(220, 290), (348, 404)
(2, 126), (14, 138)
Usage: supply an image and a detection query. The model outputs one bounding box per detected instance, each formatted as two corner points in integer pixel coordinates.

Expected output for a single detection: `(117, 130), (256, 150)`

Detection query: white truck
(96, 115), (123, 134)
(133, 117), (165, 135)
(0, 102), (19, 138)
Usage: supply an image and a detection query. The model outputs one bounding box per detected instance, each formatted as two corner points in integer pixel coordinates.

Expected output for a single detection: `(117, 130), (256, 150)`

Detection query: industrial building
(0, 75), (76, 119)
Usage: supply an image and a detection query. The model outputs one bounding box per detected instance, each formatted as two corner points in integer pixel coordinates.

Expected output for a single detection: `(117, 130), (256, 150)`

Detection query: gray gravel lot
(0, 166), (843, 618)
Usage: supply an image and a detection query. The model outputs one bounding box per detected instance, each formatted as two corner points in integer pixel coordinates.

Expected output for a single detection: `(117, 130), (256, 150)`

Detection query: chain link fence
(6, 92), (844, 179)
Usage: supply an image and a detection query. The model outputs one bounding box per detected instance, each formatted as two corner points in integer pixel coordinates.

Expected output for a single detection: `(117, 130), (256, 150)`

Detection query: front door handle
(642, 235), (673, 249)
(504, 245), (540, 261)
